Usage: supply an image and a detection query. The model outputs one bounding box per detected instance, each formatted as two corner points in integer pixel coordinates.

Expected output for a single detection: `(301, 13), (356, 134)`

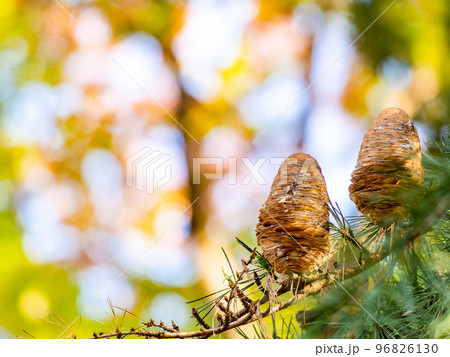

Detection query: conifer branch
(92, 162), (448, 340)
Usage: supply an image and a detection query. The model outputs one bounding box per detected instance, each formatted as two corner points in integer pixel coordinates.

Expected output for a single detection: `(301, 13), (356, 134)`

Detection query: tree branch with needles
(90, 180), (448, 340)
(90, 247), (388, 339)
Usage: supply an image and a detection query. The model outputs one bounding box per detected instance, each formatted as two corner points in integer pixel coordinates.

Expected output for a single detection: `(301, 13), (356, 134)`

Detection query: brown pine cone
(349, 107), (424, 226)
(256, 153), (330, 274)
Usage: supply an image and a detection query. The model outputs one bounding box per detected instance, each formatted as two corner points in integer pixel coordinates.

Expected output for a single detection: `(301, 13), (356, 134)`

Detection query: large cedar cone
(349, 107), (424, 226)
(256, 153), (330, 274)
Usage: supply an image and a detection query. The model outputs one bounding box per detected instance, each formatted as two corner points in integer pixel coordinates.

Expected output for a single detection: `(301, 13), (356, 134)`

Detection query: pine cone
(256, 153), (330, 274)
(349, 107), (424, 226)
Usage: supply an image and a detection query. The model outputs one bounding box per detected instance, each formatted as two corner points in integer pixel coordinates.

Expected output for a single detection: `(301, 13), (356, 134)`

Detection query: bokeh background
(0, 0), (448, 338)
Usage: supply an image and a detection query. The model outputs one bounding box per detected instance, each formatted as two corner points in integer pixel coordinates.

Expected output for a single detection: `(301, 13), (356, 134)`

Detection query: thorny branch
(91, 198), (447, 339)
(90, 243), (398, 338)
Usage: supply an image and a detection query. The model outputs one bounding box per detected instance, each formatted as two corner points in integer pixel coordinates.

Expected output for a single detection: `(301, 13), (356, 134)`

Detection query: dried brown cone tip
(349, 107), (424, 227)
(256, 153), (330, 275)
